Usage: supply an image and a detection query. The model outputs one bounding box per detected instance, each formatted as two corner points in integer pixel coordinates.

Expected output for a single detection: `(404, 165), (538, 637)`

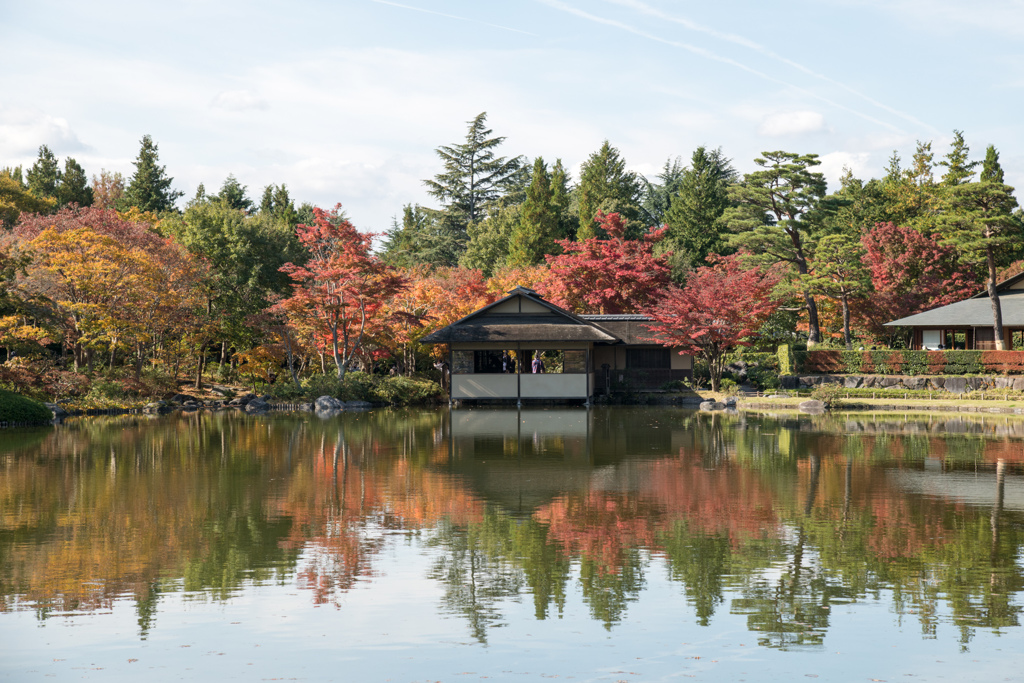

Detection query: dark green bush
(747, 367), (780, 390)
(372, 376), (442, 405)
(0, 389), (53, 424)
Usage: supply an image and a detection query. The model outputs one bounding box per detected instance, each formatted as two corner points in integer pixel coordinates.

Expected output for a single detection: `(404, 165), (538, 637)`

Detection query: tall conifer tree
(576, 141), (643, 240)
(56, 158), (93, 208)
(725, 151), (830, 345)
(26, 145), (61, 201)
(939, 130), (979, 186)
(663, 146), (735, 269)
(121, 134), (183, 213)
(508, 157), (558, 266)
(423, 112), (522, 243)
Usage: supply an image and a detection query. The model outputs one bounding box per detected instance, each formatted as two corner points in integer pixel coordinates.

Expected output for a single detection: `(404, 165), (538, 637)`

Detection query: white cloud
(817, 151), (872, 189)
(210, 90), (269, 112)
(0, 105), (89, 158)
(758, 111), (826, 136)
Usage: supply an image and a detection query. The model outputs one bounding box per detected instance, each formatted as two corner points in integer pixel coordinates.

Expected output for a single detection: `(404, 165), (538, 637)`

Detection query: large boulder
(169, 393), (191, 405)
(44, 402), (68, 418)
(699, 400), (725, 411)
(844, 376), (863, 389)
(1014, 377), (1024, 392)
(799, 399), (826, 414)
(245, 397), (271, 413)
(315, 396), (344, 412)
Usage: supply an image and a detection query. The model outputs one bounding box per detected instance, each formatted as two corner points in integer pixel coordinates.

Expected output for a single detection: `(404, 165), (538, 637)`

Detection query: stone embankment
(36, 393), (375, 421)
(782, 374), (1024, 394)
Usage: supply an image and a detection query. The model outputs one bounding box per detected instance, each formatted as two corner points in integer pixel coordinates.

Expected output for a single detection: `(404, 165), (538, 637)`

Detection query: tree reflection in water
(1, 408), (1024, 648)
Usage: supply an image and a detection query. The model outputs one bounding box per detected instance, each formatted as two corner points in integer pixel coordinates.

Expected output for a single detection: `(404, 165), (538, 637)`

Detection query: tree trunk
(331, 324), (345, 380)
(283, 334), (301, 390)
(194, 343), (206, 389)
(793, 250), (821, 346)
(803, 292), (821, 347)
(841, 292), (852, 350)
(988, 246), (1006, 350)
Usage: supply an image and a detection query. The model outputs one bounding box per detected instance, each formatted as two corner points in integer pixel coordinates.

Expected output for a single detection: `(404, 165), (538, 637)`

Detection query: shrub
(372, 376), (442, 405)
(86, 379), (128, 402)
(747, 367), (780, 391)
(0, 389), (53, 424)
(809, 383), (844, 408)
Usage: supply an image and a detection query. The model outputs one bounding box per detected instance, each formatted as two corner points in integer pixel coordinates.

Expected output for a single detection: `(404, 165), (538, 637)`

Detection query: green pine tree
(56, 158), (93, 208)
(26, 145), (61, 201)
(550, 159), (572, 240)
(217, 174), (252, 212)
(939, 178), (1023, 349)
(576, 140), (643, 240)
(508, 157), (559, 266)
(662, 146), (736, 270)
(725, 150), (831, 345)
(939, 130), (979, 186)
(424, 112), (523, 248)
(121, 134), (184, 213)
(801, 233), (870, 349)
(981, 144), (1005, 183)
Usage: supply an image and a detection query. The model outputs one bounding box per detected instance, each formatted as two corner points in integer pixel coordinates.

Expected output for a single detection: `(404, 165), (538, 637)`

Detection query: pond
(2, 406), (1023, 682)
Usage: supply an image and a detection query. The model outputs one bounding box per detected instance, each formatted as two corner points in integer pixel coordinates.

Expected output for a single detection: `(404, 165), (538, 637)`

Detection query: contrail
(603, 0), (936, 132)
(538, 0), (906, 134)
(371, 0), (539, 37)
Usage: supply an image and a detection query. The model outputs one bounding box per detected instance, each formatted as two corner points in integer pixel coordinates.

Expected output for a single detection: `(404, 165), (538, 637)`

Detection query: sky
(2, 0), (1023, 233)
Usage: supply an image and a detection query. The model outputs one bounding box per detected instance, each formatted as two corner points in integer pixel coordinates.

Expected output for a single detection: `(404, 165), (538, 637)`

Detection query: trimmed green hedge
(0, 389), (53, 424)
(798, 349), (1022, 375)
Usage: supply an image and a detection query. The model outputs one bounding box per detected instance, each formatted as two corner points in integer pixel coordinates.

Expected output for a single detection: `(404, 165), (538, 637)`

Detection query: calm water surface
(2, 406), (1023, 682)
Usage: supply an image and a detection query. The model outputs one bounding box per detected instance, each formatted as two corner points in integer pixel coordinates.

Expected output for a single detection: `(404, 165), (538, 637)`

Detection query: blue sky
(2, 0), (1022, 232)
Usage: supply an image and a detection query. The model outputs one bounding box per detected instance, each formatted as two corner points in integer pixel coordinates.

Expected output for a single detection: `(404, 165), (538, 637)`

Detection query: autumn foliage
(278, 205), (406, 379)
(541, 212), (671, 314)
(855, 222), (983, 341)
(644, 254), (778, 390)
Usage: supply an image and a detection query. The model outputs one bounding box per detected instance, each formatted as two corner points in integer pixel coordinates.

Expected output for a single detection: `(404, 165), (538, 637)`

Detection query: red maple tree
(856, 222), (983, 342)
(279, 205), (406, 379)
(540, 211), (671, 314)
(643, 255), (778, 391)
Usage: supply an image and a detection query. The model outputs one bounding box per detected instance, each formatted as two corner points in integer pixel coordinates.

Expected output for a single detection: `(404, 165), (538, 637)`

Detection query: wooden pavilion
(886, 272), (1024, 350)
(421, 287), (692, 403)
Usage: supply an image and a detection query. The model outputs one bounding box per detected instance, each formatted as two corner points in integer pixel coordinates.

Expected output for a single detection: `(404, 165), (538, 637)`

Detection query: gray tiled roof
(885, 290), (1024, 327)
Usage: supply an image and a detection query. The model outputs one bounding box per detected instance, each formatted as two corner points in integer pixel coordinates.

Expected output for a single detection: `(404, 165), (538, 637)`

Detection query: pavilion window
(626, 348), (670, 369)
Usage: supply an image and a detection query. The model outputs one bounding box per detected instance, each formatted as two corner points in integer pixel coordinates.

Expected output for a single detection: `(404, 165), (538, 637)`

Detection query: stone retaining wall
(781, 374), (1024, 394)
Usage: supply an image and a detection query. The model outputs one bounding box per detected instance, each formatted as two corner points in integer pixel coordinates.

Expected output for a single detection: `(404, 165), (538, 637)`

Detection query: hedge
(797, 349), (1024, 375)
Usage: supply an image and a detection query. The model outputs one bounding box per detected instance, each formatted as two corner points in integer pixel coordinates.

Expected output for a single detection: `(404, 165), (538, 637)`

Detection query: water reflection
(1, 407), (1023, 649)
